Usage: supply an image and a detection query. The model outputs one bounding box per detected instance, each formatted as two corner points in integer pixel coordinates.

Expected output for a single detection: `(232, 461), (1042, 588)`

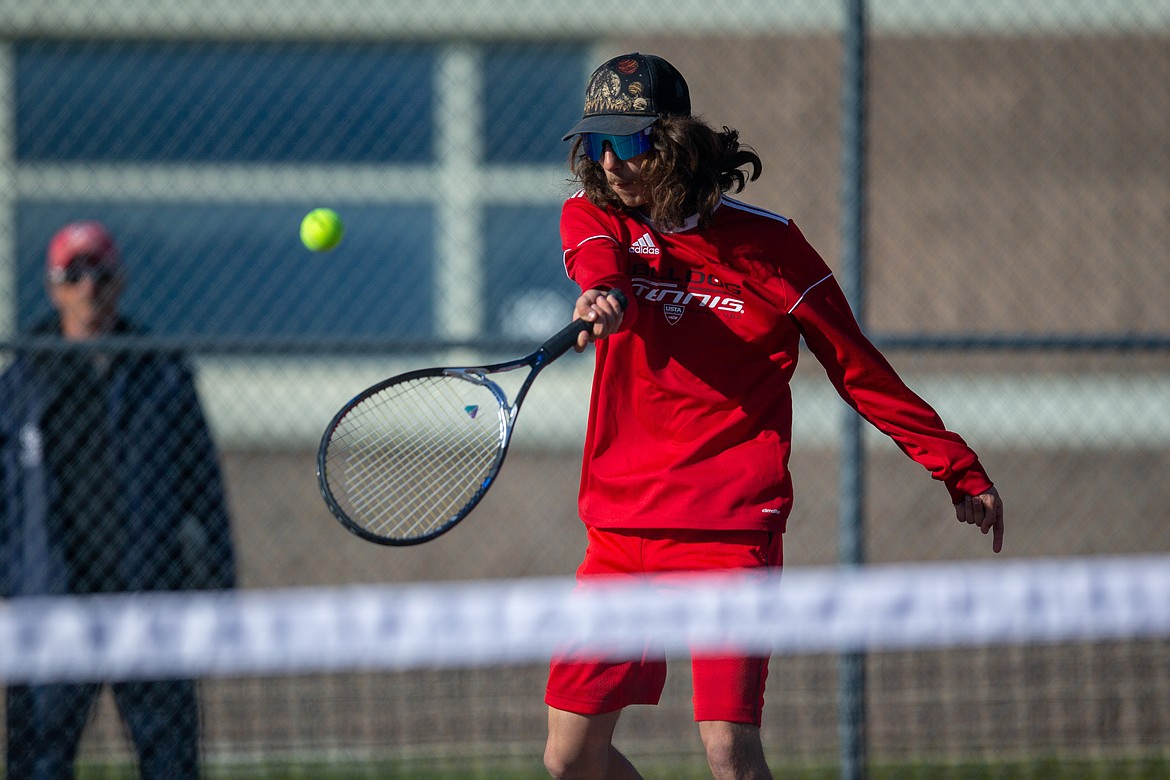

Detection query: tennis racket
(317, 289), (626, 546)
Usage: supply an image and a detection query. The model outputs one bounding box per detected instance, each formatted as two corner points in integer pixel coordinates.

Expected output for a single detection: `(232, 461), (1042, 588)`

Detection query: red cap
(46, 221), (121, 279)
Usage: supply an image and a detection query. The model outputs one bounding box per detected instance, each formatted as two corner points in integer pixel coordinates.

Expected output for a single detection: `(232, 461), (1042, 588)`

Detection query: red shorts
(545, 526), (783, 726)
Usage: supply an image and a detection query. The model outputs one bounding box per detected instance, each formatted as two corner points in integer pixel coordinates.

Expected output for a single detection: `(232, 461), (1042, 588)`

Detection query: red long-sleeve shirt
(562, 192), (993, 533)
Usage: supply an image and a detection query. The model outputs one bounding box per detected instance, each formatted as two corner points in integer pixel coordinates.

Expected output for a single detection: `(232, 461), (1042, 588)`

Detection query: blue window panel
(16, 203), (435, 339)
(15, 41), (434, 163)
(483, 205), (579, 339)
(482, 44), (591, 165)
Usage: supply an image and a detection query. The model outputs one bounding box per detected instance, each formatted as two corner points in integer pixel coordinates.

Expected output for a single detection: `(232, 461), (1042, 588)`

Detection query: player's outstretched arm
(955, 486), (1004, 553)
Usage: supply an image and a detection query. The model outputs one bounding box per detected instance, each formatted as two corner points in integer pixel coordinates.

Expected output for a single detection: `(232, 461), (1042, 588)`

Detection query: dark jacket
(0, 318), (236, 596)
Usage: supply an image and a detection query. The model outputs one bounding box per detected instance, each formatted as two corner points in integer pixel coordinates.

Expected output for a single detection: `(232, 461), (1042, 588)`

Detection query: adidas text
(629, 234), (660, 255)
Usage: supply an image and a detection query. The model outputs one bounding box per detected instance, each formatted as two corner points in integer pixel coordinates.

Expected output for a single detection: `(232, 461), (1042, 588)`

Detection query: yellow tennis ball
(300, 208), (344, 252)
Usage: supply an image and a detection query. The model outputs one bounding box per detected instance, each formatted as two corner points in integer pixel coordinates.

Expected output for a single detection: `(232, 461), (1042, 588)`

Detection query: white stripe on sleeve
(787, 272), (834, 315)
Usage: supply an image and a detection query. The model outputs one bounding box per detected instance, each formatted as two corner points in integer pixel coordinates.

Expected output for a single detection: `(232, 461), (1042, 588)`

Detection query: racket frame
(316, 291), (624, 546)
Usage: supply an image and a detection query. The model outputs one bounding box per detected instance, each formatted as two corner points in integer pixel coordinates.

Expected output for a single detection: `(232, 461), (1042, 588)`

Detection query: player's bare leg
(698, 721), (773, 780)
(545, 707), (643, 779)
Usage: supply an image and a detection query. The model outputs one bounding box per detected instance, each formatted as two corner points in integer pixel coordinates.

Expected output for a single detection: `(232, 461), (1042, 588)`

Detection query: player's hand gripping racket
(318, 289), (626, 546)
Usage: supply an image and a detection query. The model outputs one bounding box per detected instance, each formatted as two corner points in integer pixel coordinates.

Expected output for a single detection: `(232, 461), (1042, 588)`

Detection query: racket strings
(346, 395), (475, 537)
(324, 374), (505, 541)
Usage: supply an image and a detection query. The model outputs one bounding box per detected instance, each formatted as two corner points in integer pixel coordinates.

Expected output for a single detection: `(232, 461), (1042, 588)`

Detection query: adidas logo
(629, 234), (660, 255)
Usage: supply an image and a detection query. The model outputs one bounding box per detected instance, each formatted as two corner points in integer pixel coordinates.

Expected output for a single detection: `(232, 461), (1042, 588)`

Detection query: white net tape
(3, 555), (1168, 684)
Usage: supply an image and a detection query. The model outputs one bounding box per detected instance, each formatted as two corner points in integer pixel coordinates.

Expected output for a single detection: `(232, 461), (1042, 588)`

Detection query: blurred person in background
(545, 53), (1005, 780)
(0, 221), (237, 779)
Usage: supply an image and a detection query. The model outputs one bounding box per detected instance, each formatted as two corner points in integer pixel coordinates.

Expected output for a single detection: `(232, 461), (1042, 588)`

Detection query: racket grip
(539, 288), (629, 362)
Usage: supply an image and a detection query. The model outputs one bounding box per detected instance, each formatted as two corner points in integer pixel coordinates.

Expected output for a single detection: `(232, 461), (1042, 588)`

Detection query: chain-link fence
(1, 1), (1168, 776)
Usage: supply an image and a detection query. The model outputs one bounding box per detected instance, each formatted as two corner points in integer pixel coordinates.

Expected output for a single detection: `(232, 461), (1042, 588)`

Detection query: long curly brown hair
(569, 115), (762, 231)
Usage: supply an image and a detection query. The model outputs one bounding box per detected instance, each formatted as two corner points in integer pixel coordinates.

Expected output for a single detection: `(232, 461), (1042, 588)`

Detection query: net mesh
(1, 561), (1169, 775)
(2, 0), (1169, 776)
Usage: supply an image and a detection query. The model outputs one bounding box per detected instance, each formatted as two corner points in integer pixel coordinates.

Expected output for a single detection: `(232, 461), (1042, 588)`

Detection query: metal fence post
(839, 0), (868, 778)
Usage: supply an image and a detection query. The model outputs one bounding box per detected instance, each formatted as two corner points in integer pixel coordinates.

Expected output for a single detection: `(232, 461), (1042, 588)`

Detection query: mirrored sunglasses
(581, 128), (653, 162)
(48, 256), (119, 286)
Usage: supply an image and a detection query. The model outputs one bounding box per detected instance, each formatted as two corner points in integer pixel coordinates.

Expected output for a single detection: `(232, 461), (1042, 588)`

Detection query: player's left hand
(955, 486), (1004, 554)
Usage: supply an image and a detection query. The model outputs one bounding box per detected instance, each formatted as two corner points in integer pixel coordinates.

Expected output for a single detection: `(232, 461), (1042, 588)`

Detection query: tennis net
(2, 555), (1169, 776)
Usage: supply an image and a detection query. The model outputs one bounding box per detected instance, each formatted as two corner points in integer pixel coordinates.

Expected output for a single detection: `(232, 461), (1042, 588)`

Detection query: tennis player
(545, 53), (1005, 780)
